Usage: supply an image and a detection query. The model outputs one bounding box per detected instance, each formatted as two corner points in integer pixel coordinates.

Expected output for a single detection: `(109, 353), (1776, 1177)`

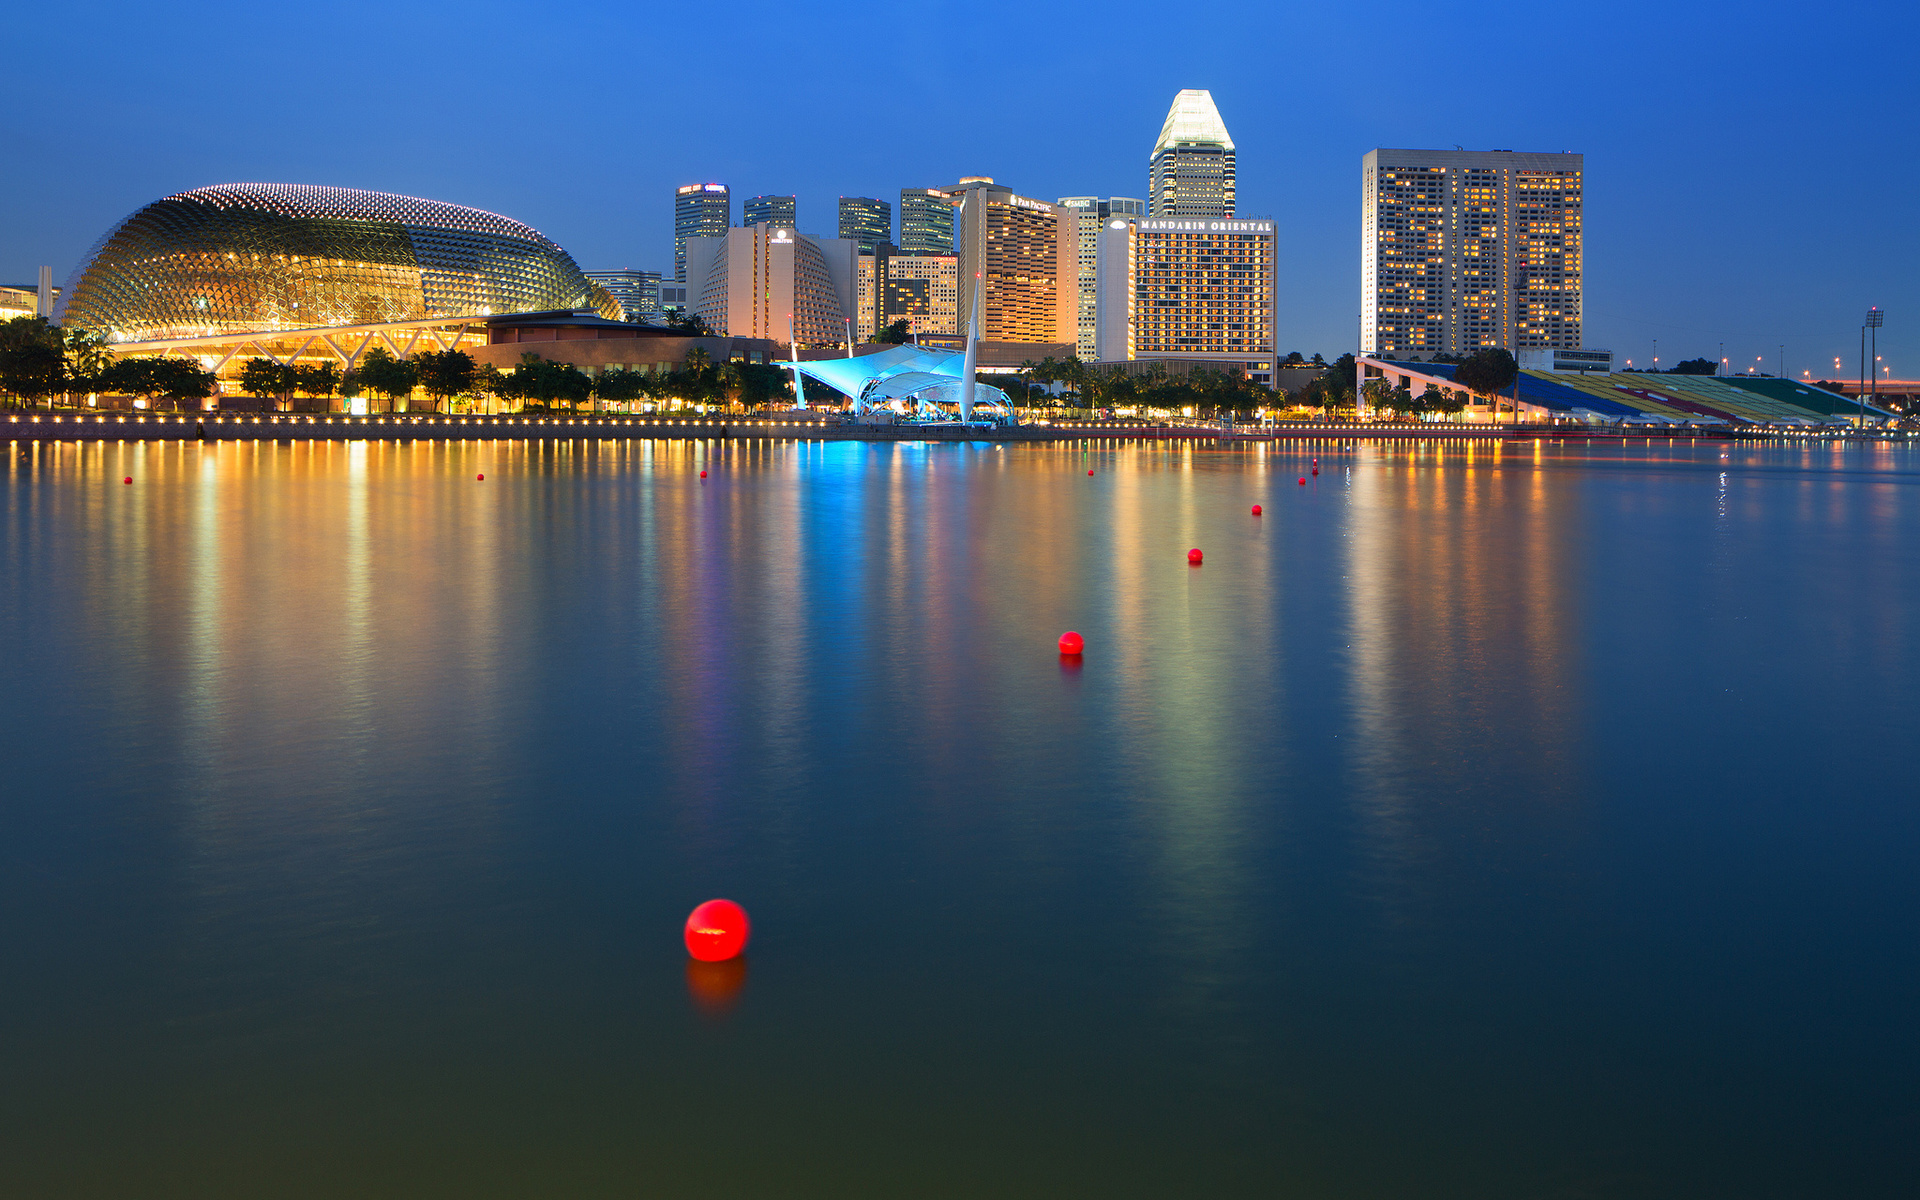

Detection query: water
(1, 437), (1915, 1198)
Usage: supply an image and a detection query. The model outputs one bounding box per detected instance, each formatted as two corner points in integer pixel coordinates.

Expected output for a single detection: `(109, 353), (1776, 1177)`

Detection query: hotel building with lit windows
(1360, 148), (1583, 358)
(684, 224), (856, 349)
(1059, 196), (1146, 359)
(674, 183), (731, 280)
(1095, 215), (1279, 386)
(948, 178), (1074, 350)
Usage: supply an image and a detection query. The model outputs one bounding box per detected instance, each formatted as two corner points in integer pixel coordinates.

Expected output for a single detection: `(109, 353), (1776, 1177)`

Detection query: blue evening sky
(5, 0), (1914, 379)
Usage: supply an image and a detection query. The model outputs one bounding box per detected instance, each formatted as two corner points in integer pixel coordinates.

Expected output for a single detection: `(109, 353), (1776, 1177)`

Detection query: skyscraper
(675, 183), (730, 281)
(898, 187), (956, 255)
(948, 178), (1074, 346)
(1360, 149), (1584, 358)
(584, 270), (662, 322)
(1059, 196), (1146, 359)
(838, 197), (892, 254)
(1149, 90), (1235, 219)
(743, 194), (797, 230)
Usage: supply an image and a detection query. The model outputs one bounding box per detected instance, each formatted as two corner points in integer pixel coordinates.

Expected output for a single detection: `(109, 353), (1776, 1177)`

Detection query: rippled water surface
(2, 436), (1916, 1198)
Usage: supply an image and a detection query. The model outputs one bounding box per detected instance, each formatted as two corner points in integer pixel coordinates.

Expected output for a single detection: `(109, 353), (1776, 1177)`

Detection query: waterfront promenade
(0, 410), (1768, 444)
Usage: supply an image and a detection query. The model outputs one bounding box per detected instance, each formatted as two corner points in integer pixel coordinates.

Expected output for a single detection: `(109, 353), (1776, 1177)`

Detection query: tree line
(1, 315), (218, 410)
(1008, 355), (1283, 414)
(1, 317), (800, 415)
(246, 346), (800, 413)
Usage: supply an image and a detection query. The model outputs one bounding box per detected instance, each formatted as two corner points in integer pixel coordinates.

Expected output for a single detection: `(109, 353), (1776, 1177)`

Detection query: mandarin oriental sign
(1137, 219), (1274, 233)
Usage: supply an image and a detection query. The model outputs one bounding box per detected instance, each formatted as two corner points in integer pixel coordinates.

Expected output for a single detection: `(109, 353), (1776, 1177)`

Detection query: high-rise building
(1360, 149), (1584, 358)
(1059, 196), (1146, 359)
(743, 194), (797, 230)
(584, 270), (662, 322)
(839, 197), (892, 254)
(947, 178), (1074, 346)
(898, 187), (956, 255)
(884, 254), (960, 338)
(1095, 215), (1279, 386)
(675, 183), (730, 280)
(684, 224), (857, 348)
(1149, 90), (1235, 219)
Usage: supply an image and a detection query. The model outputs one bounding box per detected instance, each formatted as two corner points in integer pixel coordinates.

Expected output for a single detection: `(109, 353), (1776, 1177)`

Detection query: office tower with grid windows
(898, 187), (956, 255)
(584, 270), (662, 322)
(838, 197), (892, 254)
(743, 194), (798, 231)
(1149, 91), (1235, 219)
(1360, 148), (1583, 358)
(884, 254), (959, 338)
(1059, 196), (1146, 359)
(675, 183), (730, 280)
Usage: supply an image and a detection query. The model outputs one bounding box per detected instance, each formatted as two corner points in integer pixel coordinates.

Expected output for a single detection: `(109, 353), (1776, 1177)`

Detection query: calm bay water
(1, 436), (1916, 1198)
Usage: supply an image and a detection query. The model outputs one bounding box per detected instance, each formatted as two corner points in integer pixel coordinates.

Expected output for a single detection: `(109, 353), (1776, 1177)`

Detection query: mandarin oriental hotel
(1095, 217), (1278, 382)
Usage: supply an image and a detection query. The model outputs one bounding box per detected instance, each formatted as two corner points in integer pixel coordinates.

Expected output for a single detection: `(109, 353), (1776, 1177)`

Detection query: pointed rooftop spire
(1153, 90), (1233, 155)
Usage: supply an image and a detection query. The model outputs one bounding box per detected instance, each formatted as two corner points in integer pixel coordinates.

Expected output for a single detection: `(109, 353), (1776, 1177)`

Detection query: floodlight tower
(1865, 307), (1884, 422)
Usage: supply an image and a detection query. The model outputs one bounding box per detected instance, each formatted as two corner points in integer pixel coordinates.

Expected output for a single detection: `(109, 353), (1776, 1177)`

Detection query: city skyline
(2, 0), (1913, 378)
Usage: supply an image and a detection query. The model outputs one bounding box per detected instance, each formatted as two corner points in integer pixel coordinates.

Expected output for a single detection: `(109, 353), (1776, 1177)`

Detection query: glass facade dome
(55, 183), (620, 341)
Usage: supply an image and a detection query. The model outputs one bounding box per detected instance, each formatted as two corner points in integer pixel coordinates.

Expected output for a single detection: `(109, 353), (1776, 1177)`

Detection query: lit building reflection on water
(1343, 440), (1588, 931)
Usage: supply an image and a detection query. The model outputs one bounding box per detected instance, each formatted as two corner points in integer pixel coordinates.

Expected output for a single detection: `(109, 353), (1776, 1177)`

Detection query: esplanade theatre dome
(55, 183), (620, 341)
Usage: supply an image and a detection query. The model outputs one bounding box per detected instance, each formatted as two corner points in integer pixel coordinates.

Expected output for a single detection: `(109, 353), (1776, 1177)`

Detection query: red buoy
(1058, 631), (1084, 656)
(699, 470), (707, 478)
(476, 473), (485, 481)
(1311, 467), (1319, 476)
(685, 899), (750, 962)
(1298, 477), (1307, 485)
(1088, 469), (1094, 475)
(1251, 504), (1262, 515)
(1187, 548), (1203, 565)
(122, 477), (132, 485)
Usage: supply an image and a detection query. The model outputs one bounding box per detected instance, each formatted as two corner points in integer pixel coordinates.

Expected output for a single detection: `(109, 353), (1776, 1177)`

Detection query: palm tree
(719, 361), (744, 411)
(63, 329), (114, 403)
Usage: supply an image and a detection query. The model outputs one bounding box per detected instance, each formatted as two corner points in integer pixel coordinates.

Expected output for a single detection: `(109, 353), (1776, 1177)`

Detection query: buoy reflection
(685, 956), (748, 1017)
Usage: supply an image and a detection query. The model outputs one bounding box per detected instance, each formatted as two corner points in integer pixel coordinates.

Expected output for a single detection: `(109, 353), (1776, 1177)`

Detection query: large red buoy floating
(699, 469), (707, 478)
(1251, 504), (1262, 516)
(685, 899), (750, 962)
(1058, 631), (1084, 656)
(1187, 548), (1203, 565)
(122, 477), (132, 485)
(476, 473), (485, 481)
(1088, 469), (1094, 476)
(1298, 477), (1306, 485)
(1311, 467), (1319, 476)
